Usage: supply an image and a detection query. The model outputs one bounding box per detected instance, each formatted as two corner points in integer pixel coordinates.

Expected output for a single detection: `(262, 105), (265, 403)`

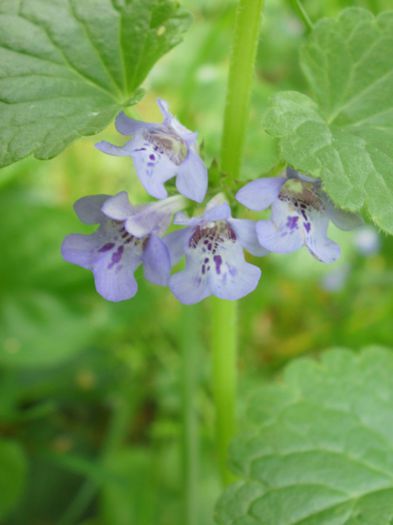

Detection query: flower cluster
(62, 100), (361, 304)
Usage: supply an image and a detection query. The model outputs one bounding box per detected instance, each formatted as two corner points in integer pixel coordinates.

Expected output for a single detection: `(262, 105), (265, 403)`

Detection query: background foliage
(0, 0), (392, 524)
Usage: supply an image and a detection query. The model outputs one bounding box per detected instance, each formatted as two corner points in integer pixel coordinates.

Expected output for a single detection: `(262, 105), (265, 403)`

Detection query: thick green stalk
(221, 0), (264, 180)
(211, 298), (238, 484)
(213, 0), (264, 485)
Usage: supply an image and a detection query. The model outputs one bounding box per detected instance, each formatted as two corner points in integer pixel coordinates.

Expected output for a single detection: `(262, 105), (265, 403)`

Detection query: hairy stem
(213, 0), (264, 485)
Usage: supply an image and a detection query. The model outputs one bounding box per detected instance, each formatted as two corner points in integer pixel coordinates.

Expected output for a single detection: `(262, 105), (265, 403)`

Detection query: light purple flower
(353, 226), (380, 256)
(164, 195), (267, 304)
(96, 99), (208, 203)
(236, 167), (362, 263)
(61, 192), (185, 302)
(321, 264), (350, 292)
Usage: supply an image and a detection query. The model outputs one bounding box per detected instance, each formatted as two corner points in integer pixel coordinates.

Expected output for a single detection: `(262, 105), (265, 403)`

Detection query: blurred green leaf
(0, 190), (97, 367)
(0, 292), (94, 367)
(263, 8), (393, 234)
(0, 0), (191, 167)
(0, 440), (27, 520)
(217, 346), (393, 524)
(101, 449), (158, 525)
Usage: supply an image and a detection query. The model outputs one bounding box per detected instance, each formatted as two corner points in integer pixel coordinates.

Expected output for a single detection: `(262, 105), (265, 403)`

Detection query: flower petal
(115, 112), (153, 136)
(203, 201), (231, 222)
(170, 222), (261, 304)
(256, 219), (304, 253)
(95, 140), (132, 157)
(173, 198), (231, 228)
(169, 268), (211, 305)
(74, 195), (109, 224)
(286, 166), (317, 184)
(157, 98), (172, 124)
(173, 211), (196, 227)
(236, 177), (286, 211)
(163, 228), (191, 265)
(208, 243), (261, 301)
(142, 235), (171, 286)
(101, 192), (134, 221)
(157, 98), (196, 142)
(322, 194), (363, 231)
(61, 232), (102, 269)
(304, 209), (341, 263)
(306, 235), (341, 263)
(175, 149), (208, 203)
(130, 135), (178, 200)
(93, 247), (140, 302)
(125, 195), (186, 238)
(229, 218), (269, 256)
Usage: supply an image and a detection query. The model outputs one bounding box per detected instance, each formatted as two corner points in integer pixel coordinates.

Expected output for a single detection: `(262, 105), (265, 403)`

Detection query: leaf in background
(0, 440), (27, 520)
(0, 0), (191, 167)
(0, 190), (96, 367)
(101, 449), (158, 525)
(263, 8), (393, 234)
(216, 347), (393, 525)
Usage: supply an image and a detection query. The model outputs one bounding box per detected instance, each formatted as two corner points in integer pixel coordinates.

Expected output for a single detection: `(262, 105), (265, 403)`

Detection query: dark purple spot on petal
(286, 216), (299, 231)
(204, 257), (209, 263)
(149, 154), (156, 161)
(107, 245), (124, 269)
(213, 255), (222, 275)
(99, 242), (115, 252)
(304, 222), (311, 233)
(228, 225), (237, 241)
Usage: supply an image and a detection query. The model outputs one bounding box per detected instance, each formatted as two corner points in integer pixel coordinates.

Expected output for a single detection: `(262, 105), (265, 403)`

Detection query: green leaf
(0, 440), (27, 519)
(101, 449), (158, 525)
(216, 347), (393, 525)
(0, 0), (191, 167)
(0, 190), (97, 367)
(263, 8), (393, 234)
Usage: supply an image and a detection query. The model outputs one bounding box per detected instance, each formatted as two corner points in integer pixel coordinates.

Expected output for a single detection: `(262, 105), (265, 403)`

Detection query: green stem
(212, 0), (264, 486)
(221, 0), (264, 180)
(181, 307), (200, 525)
(288, 0), (313, 32)
(211, 298), (238, 484)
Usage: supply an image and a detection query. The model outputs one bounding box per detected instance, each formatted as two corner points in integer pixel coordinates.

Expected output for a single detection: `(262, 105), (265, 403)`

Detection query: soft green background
(0, 0), (392, 524)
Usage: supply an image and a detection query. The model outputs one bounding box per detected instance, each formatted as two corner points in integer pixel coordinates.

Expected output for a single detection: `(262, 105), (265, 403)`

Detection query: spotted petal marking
(170, 220), (261, 304)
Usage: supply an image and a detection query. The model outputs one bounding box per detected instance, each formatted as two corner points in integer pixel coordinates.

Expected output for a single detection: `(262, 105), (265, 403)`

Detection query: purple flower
(353, 226), (380, 256)
(96, 99), (208, 203)
(236, 167), (362, 263)
(61, 192), (185, 302)
(164, 196), (267, 304)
